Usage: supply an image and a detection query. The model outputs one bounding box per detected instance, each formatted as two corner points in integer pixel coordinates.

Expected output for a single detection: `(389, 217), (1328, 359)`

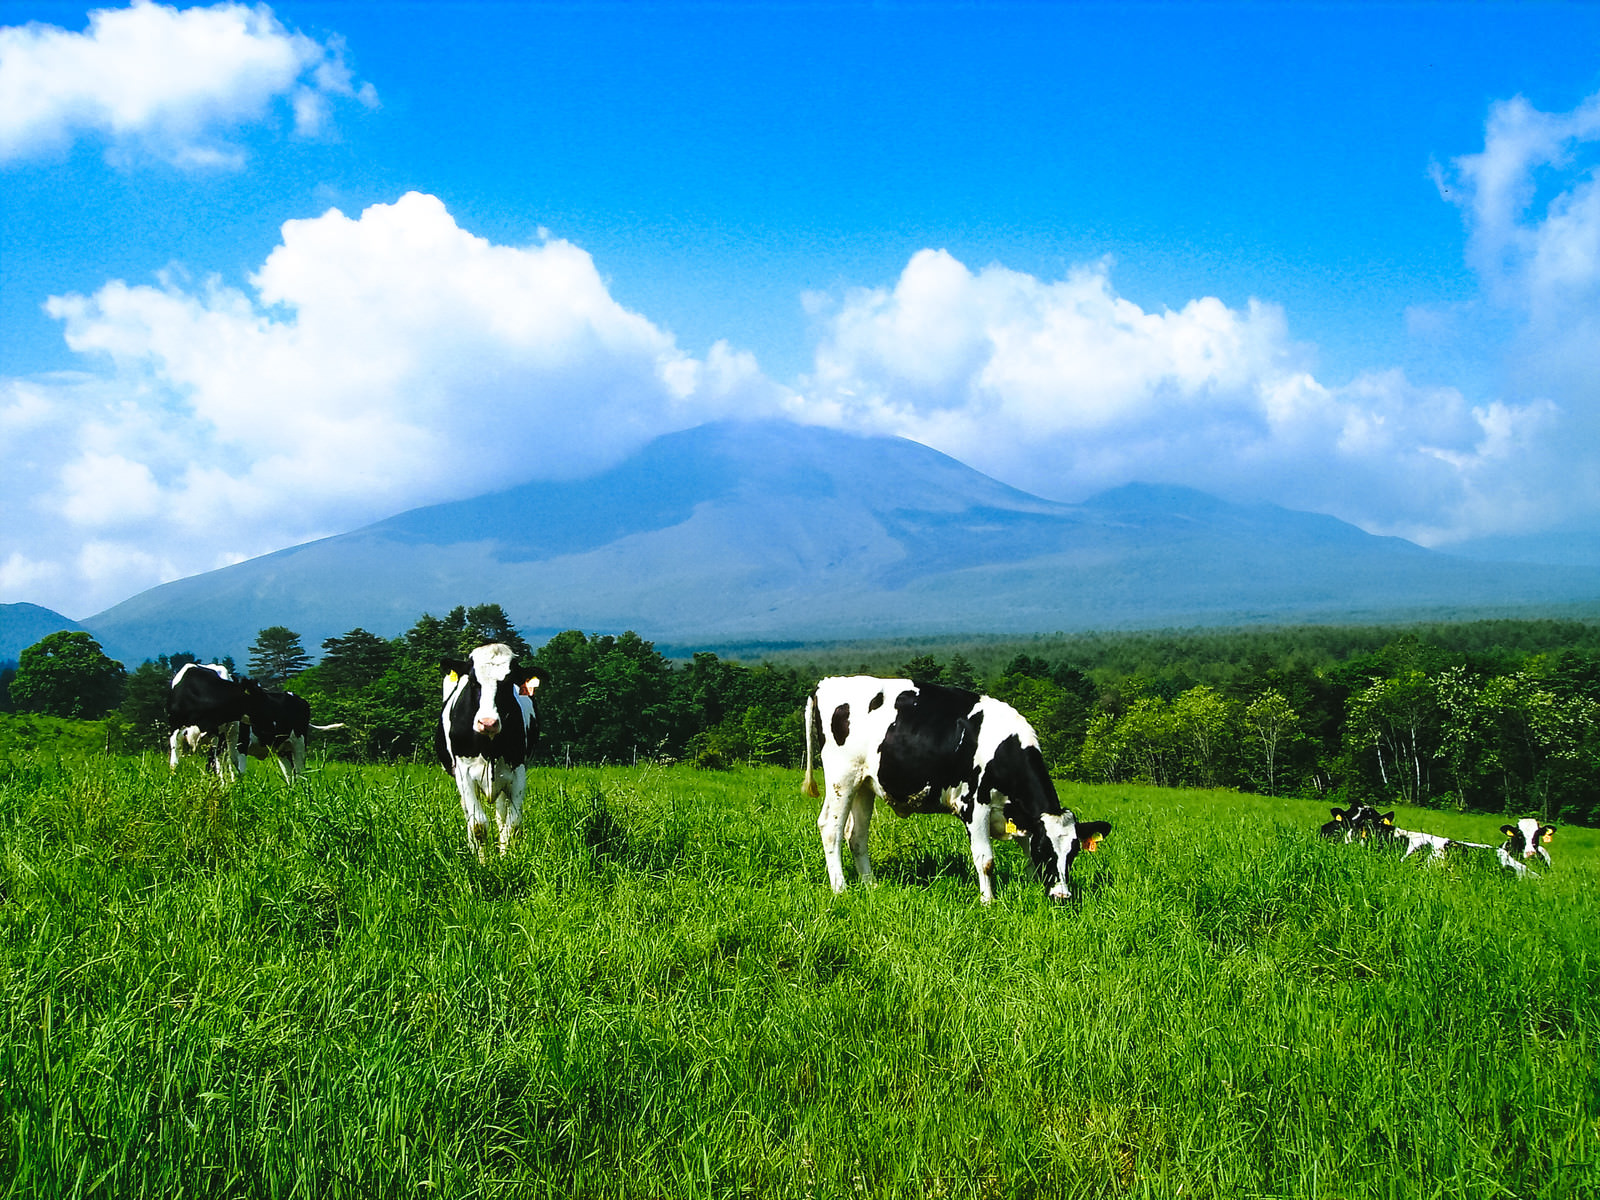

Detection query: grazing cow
(239, 689), (344, 781)
(436, 643), (547, 858)
(802, 675), (1110, 904)
(167, 663), (261, 781)
(1319, 803), (1392, 842)
(1497, 818), (1555, 878)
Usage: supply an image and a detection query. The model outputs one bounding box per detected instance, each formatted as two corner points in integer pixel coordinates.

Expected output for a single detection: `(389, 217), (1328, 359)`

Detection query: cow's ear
(1500, 824), (1518, 837)
(1079, 820), (1111, 851)
(440, 657), (469, 681)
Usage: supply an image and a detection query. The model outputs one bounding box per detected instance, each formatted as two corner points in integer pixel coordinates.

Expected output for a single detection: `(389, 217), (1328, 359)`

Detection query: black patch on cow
(245, 690), (311, 755)
(437, 656), (537, 771)
(831, 703), (851, 747)
(167, 666), (258, 734)
(875, 682), (985, 817)
(868, 691), (884, 712)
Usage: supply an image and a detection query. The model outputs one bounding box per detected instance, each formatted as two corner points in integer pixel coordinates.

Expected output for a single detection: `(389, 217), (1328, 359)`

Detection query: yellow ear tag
(1005, 821), (1019, 836)
(1335, 813), (1344, 821)
(1085, 836), (1101, 852)
(1542, 831), (1553, 844)
(520, 678), (540, 696)
(446, 672), (459, 685)
(1384, 818), (1394, 826)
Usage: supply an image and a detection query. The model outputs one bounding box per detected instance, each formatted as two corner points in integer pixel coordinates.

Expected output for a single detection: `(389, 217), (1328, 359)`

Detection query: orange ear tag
(1085, 836), (1100, 853)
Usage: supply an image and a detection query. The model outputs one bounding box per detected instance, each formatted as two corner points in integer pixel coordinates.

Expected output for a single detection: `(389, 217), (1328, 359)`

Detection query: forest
(5, 608), (1600, 824)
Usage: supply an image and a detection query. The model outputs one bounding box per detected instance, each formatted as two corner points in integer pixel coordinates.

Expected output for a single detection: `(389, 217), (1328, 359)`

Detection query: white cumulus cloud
(0, 0), (377, 167)
(1, 191), (786, 615)
(791, 248), (1559, 546)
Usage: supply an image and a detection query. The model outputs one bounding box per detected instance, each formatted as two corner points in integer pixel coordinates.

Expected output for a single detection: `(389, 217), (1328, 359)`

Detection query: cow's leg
(289, 734), (306, 780)
(816, 771), (857, 893)
(966, 801), (997, 904)
(168, 729), (183, 770)
(494, 766), (526, 856)
(455, 763), (492, 861)
(844, 785), (876, 887)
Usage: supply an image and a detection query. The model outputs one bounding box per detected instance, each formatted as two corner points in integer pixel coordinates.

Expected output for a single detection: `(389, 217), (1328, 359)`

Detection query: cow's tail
(801, 691), (820, 799)
(311, 722), (347, 731)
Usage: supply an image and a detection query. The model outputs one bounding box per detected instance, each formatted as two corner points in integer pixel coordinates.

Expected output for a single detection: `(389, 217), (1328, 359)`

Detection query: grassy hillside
(1, 753), (1594, 1198)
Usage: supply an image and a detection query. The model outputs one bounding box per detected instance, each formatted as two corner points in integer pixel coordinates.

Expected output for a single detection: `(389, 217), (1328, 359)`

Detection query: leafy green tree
(10, 631), (125, 719)
(897, 654), (945, 684)
(1244, 689), (1299, 796)
(318, 628), (395, 692)
(1172, 684), (1233, 787)
(461, 603), (532, 659)
(1345, 670), (1443, 805)
(945, 654), (980, 691)
(107, 653), (197, 751)
(248, 626), (310, 685)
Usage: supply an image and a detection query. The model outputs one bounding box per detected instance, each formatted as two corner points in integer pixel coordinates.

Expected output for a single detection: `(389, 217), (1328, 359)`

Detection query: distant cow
(802, 675), (1110, 904)
(1379, 817), (1552, 878)
(436, 644), (547, 858)
(167, 663), (260, 781)
(239, 689), (344, 780)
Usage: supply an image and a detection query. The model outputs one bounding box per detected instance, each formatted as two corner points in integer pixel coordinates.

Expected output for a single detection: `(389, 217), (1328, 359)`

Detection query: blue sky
(4, 0), (1600, 618)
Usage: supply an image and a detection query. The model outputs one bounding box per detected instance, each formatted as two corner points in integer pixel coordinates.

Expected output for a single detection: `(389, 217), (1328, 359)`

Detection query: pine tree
(248, 626), (310, 685)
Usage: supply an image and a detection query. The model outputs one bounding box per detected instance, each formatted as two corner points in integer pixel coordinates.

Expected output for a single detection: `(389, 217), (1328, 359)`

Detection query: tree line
(5, 613), (1599, 823)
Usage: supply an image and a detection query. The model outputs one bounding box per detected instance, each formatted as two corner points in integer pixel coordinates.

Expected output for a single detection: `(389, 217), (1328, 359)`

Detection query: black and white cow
(167, 663), (261, 781)
(436, 643), (547, 858)
(1497, 818), (1555, 878)
(1319, 803), (1393, 843)
(239, 689), (343, 781)
(802, 675), (1110, 904)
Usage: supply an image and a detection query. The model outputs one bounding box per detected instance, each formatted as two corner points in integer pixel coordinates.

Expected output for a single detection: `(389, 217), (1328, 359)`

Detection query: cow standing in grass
(436, 644), (547, 859)
(238, 689), (344, 781)
(803, 675), (1109, 904)
(167, 663), (261, 782)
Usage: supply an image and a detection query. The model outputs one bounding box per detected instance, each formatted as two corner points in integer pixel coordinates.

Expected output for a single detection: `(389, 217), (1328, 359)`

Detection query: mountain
(80, 420), (1600, 664)
(1, 603), (83, 665)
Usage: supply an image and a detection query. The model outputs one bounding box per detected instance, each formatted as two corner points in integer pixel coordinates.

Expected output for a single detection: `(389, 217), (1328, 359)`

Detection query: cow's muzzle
(475, 716), (501, 736)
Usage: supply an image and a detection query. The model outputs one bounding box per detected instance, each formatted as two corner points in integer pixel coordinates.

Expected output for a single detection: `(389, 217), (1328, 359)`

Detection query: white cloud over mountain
(4, 78), (1600, 618)
(0, 0), (376, 167)
(1, 192), (782, 613)
(792, 248), (1556, 547)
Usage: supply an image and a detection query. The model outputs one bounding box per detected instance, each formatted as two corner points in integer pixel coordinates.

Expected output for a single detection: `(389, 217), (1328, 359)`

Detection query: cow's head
(1323, 803), (1392, 842)
(440, 643), (547, 739)
(1500, 819), (1555, 864)
(1029, 812), (1112, 902)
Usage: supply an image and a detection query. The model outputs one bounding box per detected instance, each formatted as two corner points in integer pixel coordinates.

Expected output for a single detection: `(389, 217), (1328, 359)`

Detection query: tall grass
(1, 752), (1595, 1198)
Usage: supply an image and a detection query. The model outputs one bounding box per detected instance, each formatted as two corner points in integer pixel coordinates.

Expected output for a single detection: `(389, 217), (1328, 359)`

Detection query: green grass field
(2, 751), (1595, 1198)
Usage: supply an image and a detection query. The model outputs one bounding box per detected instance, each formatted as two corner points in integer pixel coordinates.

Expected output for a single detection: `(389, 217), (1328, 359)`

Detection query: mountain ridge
(68, 419), (1600, 665)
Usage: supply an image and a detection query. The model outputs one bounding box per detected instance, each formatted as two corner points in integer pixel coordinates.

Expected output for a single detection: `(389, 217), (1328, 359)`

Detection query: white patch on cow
(1393, 828), (1453, 861)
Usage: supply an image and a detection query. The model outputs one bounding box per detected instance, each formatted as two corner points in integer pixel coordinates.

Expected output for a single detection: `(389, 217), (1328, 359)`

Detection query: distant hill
(0, 603), (83, 665)
(80, 419), (1600, 665)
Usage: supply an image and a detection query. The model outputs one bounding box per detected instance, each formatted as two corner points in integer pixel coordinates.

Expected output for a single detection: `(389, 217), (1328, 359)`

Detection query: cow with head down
(436, 643), (547, 858)
(803, 675), (1110, 904)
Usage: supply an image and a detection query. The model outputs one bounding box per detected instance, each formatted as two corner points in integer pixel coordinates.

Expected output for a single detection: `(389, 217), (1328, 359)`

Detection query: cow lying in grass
(1319, 803), (1393, 843)
(803, 675), (1109, 904)
(1375, 815), (1554, 878)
